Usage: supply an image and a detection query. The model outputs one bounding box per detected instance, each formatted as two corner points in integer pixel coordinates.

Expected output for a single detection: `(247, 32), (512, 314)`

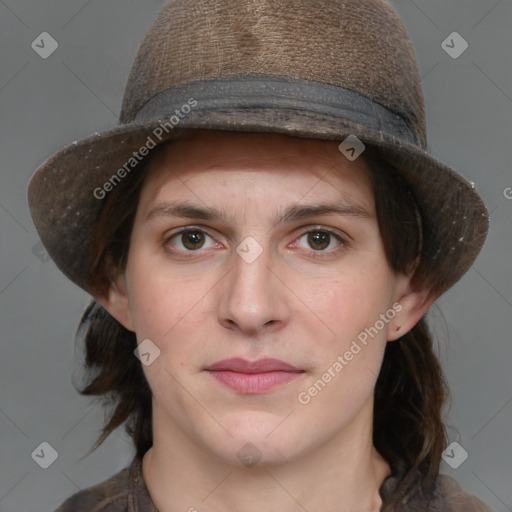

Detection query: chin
(204, 412), (308, 467)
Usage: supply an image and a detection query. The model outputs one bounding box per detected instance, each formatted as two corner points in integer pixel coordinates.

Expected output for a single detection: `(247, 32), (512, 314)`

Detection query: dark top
(55, 457), (494, 511)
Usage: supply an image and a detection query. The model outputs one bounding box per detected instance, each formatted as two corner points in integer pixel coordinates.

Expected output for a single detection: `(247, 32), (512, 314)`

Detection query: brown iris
(307, 231), (331, 250)
(181, 230), (206, 250)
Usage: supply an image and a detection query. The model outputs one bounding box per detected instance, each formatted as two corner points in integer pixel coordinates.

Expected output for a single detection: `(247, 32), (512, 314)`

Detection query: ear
(95, 274), (135, 332)
(387, 277), (435, 342)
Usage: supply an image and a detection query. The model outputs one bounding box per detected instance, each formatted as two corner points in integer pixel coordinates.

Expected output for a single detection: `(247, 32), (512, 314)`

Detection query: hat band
(133, 74), (419, 145)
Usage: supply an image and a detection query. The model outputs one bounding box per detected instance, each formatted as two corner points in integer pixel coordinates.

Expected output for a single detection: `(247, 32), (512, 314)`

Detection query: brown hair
(76, 139), (449, 509)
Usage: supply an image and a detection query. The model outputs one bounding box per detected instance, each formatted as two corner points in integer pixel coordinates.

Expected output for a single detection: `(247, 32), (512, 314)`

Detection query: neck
(142, 398), (391, 512)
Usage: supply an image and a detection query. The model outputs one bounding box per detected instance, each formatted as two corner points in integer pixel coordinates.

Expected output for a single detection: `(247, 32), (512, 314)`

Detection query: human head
(78, 130), (448, 509)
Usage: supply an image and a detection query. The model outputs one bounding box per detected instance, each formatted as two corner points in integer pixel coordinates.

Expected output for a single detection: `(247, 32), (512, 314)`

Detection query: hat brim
(28, 107), (488, 296)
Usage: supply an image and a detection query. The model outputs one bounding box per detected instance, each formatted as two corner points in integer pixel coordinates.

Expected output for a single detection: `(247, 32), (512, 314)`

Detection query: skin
(99, 131), (433, 512)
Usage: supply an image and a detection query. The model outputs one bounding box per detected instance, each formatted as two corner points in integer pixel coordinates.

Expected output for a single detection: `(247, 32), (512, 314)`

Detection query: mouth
(205, 358), (306, 394)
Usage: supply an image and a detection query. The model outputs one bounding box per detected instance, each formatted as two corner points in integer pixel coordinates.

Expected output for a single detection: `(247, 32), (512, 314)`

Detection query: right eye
(165, 228), (223, 254)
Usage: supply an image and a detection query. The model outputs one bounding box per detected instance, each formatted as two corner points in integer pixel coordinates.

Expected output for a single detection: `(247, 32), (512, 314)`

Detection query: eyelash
(164, 225), (349, 259)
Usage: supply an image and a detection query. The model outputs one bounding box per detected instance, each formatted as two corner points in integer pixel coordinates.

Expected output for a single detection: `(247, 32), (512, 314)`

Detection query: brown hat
(28, 0), (488, 296)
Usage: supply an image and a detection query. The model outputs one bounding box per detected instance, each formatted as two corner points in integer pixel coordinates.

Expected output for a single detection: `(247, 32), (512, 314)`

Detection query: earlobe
(387, 284), (435, 341)
(95, 275), (135, 332)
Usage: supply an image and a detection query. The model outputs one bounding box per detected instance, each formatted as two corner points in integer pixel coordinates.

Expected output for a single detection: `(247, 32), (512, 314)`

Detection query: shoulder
(432, 473), (495, 512)
(381, 469), (495, 511)
(54, 466), (131, 512)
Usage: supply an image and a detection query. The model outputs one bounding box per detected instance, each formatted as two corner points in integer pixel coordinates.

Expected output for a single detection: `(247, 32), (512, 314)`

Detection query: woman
(28, 0), (493, 510)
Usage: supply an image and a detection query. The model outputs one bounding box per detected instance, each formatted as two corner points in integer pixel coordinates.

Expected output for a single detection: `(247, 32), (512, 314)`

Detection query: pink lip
(206, 358), (305, 394)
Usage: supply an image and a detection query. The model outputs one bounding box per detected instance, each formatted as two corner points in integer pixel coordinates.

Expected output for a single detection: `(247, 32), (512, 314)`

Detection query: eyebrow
(145, 199), (372, 227)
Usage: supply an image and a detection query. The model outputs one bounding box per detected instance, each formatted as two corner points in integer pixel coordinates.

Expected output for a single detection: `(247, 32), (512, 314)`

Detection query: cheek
(125, 241), (212, 334)
(126, 270), (208, 393)
(295, 275), (393, 419)
(302, 269), (394, 341)
(125, 255), (220, 375)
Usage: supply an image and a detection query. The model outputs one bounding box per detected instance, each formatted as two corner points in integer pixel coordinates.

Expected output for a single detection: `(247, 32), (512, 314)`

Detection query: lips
(205, 358), (305, 393)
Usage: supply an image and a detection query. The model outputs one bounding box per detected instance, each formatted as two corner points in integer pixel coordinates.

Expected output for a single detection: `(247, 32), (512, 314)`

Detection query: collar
(128, 457), (158, 512)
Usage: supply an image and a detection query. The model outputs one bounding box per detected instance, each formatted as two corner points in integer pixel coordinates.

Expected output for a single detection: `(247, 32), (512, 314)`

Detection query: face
(103, 131), (429, 466)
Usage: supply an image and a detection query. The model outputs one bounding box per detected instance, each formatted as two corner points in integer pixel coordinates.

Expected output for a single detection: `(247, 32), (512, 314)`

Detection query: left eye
(296, 230), (342, 251)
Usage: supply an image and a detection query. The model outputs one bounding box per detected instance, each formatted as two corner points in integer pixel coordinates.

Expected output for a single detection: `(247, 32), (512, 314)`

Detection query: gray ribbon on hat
(134, 74), (418, 145)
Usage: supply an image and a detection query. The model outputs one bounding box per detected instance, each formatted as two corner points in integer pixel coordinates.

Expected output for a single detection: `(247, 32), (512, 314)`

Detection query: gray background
(0, 1), (511, 511)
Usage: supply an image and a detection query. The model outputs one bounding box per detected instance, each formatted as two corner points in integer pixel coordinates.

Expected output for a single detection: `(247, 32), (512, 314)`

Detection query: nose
(217, 246), (291, 336)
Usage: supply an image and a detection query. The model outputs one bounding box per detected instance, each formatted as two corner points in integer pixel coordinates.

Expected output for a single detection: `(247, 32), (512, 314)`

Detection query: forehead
(139, 131), (375, 214)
